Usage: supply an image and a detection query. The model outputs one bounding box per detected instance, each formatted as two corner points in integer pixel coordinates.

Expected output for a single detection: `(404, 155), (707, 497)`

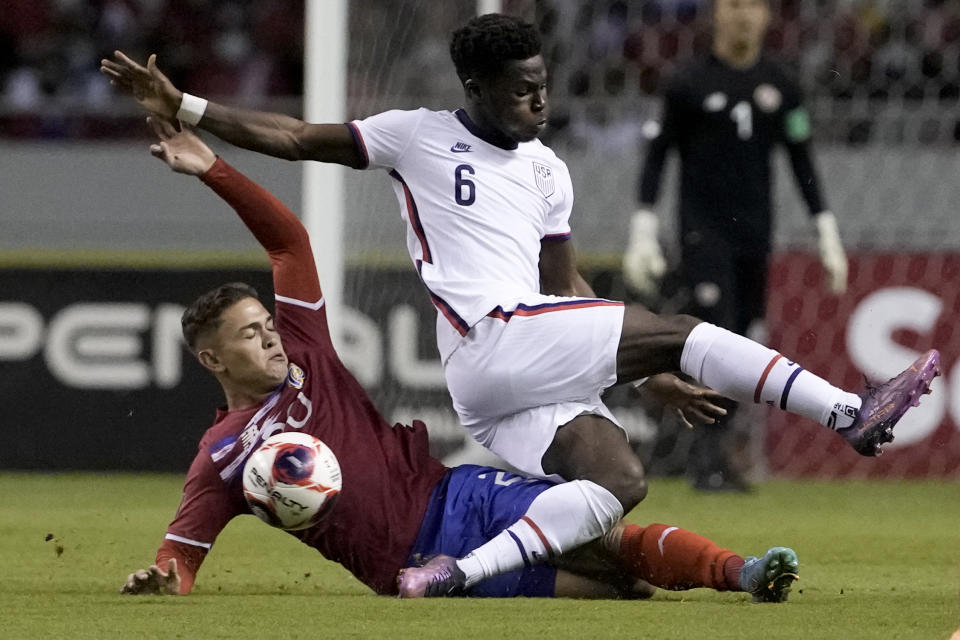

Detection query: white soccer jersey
(349, 108), (574, 357)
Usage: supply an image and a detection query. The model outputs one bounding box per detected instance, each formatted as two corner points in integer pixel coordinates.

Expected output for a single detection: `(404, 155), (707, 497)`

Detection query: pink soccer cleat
(838, 349), (941, 456)
(396, 554), (466, 598)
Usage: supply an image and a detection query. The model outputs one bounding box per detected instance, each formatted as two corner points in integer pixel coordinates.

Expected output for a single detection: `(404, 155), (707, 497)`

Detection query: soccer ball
(242, 432), (342, 531)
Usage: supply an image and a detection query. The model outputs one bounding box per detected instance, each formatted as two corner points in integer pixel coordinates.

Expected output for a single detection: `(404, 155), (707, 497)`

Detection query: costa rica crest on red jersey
(287, 363), (306, 389)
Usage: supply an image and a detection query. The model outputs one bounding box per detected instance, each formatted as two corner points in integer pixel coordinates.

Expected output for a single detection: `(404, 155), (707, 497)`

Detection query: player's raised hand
(639, 373), (728, 429)
(120, 558), (181, 595)
(100, 52), (181, 119)
(148, 116), (216, 176)
(623, 209), (667, 297)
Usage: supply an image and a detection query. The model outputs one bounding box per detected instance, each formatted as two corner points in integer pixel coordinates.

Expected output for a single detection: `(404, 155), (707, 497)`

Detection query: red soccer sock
(617, 523), (744, 591)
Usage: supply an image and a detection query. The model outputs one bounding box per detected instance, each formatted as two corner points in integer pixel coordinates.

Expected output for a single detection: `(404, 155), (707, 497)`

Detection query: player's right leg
(585, 522), (798, 602)
(616, 306), (941, 457)
(540, 413), (648, 512)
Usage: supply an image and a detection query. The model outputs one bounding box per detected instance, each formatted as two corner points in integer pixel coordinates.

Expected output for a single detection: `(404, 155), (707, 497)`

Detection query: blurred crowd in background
(3, 0), (960, 144)
(0, 0), (304, 138)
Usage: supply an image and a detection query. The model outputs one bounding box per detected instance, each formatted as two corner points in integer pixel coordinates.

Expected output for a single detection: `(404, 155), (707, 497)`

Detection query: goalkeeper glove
(622, 209), (667, 297)
(814, 211), (848, 294)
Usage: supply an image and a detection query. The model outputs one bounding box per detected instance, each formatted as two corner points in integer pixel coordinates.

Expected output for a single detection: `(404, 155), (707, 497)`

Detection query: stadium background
(1, 0), (957, 478)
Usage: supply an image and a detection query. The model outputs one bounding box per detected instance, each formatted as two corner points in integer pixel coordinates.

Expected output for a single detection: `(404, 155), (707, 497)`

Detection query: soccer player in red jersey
(120, 119), (798, 602)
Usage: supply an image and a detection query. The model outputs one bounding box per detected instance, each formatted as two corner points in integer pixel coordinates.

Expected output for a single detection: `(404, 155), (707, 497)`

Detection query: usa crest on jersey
(532, 162), (555, 198)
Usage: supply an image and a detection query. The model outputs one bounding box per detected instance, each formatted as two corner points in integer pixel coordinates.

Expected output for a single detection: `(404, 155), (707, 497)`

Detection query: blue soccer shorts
(406, 465), (558, 597)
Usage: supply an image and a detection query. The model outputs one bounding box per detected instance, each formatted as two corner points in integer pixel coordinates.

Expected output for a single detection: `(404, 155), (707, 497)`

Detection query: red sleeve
(199, 158), (322, 303)
(156, 538), (207, 594)
(157, 449), (242, 594)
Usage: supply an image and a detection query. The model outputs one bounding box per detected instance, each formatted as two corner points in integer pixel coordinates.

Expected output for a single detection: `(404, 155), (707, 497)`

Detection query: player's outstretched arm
(120, 558), (181, 595)
(100, 52), (179, 119)
(101, 52), (364, 168)
(145, 116), (322, 302)
(147, 117), (216, 176)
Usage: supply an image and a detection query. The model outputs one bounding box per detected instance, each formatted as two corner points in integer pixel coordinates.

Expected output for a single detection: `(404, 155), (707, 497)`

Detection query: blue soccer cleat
(740, 546), (799, 603)
(396, 554), (466, 598)
(838, 349), (941, 456)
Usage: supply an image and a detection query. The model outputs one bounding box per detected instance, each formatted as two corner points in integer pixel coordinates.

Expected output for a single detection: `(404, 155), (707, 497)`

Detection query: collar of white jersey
(454, 109), (519, 151)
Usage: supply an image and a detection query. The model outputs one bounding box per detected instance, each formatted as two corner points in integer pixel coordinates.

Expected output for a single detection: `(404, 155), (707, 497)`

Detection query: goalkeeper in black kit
(623, 0), (848, 491)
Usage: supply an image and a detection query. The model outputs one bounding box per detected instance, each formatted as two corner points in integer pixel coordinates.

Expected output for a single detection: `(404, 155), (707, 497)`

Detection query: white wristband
(176, 93), (208, 126)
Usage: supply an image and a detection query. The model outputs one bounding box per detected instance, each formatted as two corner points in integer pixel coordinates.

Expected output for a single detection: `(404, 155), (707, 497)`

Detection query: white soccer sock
(456, 480), (623, 588)
(680, 322), (861, 430)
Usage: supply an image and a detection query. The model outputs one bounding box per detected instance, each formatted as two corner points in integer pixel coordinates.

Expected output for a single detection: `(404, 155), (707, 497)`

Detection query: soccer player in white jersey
(102, 13), (940, 597)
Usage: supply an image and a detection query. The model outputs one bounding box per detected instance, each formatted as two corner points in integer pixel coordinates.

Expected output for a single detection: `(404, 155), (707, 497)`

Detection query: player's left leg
(616, 305), (941, 456)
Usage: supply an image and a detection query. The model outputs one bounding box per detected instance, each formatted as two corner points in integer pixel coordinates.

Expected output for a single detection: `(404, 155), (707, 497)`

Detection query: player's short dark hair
(449, 14), (541, 83)
(182, 282), (259, 350)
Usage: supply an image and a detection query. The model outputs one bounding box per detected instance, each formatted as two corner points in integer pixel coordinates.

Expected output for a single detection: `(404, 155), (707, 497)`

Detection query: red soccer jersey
(156, 159), (448, 595)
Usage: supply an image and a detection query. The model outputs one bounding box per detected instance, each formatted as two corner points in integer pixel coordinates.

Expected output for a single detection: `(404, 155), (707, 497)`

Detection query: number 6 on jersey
(455, 164), (475, 205)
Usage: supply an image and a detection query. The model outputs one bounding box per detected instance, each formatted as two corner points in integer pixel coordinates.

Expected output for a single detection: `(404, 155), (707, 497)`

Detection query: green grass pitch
(2, 473), (957, 639)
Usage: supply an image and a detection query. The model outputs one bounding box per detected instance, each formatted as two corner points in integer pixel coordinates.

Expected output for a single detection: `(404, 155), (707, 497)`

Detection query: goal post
(302, 0), (348, 340)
